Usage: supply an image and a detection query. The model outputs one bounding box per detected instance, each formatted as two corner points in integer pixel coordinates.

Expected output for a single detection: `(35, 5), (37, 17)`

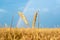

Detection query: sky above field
(0, 0), (60, 28)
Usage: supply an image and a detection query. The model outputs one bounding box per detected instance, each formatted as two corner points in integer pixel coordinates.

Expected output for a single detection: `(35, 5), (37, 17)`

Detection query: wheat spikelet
(18, 12), (29, 26)
(32, 12), (38, 28)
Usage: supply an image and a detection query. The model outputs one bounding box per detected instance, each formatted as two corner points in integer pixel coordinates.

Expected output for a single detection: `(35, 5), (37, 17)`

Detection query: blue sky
(0, 0), (28, 27)
(0, 0), (60, 28)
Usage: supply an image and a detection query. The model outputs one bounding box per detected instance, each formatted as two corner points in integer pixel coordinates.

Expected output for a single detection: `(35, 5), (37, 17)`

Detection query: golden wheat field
(0, 28), (60, 40)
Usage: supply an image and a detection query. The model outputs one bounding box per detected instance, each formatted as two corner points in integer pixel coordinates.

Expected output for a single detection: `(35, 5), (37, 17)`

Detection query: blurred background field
(0, 28), (60, 40)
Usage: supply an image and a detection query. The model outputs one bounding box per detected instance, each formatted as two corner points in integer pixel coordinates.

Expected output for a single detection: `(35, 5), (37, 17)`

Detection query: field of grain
(0, 28), (60, 40)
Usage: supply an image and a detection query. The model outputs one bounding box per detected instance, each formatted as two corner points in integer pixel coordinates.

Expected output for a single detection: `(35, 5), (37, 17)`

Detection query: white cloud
(0, 9), (7, 13)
